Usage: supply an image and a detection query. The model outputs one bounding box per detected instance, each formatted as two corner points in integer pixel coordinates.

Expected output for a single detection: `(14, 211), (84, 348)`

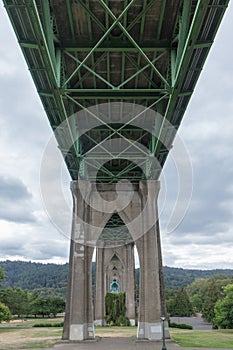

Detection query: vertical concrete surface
(63, 180), (168, 341)
(62, 181), (95, 341)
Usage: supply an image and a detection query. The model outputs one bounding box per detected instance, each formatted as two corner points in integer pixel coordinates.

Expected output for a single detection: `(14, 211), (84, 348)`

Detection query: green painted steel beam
(154, 0), (230, 169)
(61, 44), (169, 52)
(3, 0), (230, 182)
(18, 40), (212, 52)
(156, 0), (166, 40)
(175, 0), (192, 78)
(99, 0), (170, 88)
(39, 90), (169, 99)
(40, 0), (57, 71)
(118, 51), (167, 89)
(64, 51), (115, 89)
(65, 88), (169, 93)
(65, 0), (75, 40)
(62, 0), (137, 88)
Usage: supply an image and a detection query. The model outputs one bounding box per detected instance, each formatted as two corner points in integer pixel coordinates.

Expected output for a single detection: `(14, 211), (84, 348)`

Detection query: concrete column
(135, 180), (167, 340)
(94, 247), (105, 326)
(125, 243), (136, 325)
(62, 181), (95, 341)
(63, 180), (167, 341)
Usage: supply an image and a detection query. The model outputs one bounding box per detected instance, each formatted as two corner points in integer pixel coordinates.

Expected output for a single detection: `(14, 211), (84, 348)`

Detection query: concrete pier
(62, 180), (168, 341)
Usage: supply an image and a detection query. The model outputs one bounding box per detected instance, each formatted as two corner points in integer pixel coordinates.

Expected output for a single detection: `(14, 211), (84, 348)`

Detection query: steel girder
(3, 0), (230, 181)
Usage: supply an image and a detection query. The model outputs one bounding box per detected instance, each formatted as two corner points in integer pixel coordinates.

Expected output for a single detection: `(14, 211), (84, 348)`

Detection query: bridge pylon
(62, 180), (168, 341)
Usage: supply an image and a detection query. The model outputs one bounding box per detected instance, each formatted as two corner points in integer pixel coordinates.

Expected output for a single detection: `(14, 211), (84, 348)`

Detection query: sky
(0, 2), (233, 270)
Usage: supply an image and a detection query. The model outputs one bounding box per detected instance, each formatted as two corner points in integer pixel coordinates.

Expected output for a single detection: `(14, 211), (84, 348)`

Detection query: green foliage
(105, 292), (130, 326)
(213, 284), (233, 329)
(186, 278), (209, 312)
(33, 322), (64, 327)
(169, 321), (193, 329)
(165, 288), (176, 314)
(0, 288), (65, 318)
(0, 288), (31, 317)
(167, 288), (193, 317)
(186, 275), (232, 324)
(163, 266), (233, 290)
(0, 261), (69, 297)
(202, 277), (229, 323)
(30, 296), (65, 318)
(0, 267), (5, 287)
(0, 301), (11, 322)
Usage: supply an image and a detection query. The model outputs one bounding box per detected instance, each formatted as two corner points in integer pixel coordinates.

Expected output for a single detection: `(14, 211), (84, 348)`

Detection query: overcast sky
(0, 2), (233, 270)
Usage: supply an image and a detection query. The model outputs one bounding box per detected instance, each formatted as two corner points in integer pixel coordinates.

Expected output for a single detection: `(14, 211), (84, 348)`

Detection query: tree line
(1, 260), (233, 295)
(0, 262), (233, 328)
(0, 268), (65, 322)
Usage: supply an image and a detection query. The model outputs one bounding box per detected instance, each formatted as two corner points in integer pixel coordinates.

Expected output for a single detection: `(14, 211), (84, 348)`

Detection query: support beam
(62, 181), (95, 341)
(135, 181), (168, 340)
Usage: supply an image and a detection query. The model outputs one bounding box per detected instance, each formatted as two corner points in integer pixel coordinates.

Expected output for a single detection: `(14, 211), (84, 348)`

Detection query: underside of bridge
(4, 0), (229, 342)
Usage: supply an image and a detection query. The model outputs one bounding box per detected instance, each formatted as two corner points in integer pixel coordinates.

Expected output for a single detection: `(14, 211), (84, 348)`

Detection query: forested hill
(0, 260), (69, 297)
(0, 260), (233, 296)
(163, 266), (233, 289)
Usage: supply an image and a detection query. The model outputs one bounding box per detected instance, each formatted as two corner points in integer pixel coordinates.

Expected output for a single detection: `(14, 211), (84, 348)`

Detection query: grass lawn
(170, 328), (233, 348)
(1, 320), (233, 349)
(0, 318), (63, 349)
(0, 327), (62, 349)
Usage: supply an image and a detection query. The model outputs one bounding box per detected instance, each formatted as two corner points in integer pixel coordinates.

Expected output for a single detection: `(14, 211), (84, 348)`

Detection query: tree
(0, 302), (11, 323)
(30, 297), (50, 318)
(187, 275), (231, 321)
(0, 267), (5, 287)
(213, 284), (233, 329)
(168, 288), (193, 317)
(187, 278), (208, 313)
(165, 288), (177, 315)
(30, 296), (65, 317)
(105, 292), (130, 326)
(0, 288), (29, 317)
(202, 277), (228, 323)
(47, 297), (65, 317)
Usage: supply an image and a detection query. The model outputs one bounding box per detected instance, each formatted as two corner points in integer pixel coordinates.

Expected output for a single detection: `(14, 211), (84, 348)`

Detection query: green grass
(1, 321), (233, 349)
(170, 328), (233, 348)
(1, 317), (64, 328)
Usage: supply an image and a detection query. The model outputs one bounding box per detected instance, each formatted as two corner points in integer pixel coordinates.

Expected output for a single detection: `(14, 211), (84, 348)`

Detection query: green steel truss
(99, 212), (132, 242)
(4, 0), (229, 182)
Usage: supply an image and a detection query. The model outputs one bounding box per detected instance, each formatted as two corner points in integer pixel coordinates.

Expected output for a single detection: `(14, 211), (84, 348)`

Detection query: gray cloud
(0, 175), (31, 200)
(0, 176), (36, 223)
(0, 232), (69, 261)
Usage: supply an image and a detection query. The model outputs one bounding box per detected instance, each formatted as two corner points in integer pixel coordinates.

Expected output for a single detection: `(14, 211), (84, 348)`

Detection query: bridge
(4, 0), (229, 342)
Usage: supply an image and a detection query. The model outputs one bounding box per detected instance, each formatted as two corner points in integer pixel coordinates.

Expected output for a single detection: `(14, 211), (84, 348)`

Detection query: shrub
(33, 322), (63, 327)
(0, 302), (11, 323)
(169, 321), (193, 329)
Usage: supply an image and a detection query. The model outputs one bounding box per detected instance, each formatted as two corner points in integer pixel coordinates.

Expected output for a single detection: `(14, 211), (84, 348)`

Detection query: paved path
(41, 338), (180, 350)
(39, 337), (233, 350)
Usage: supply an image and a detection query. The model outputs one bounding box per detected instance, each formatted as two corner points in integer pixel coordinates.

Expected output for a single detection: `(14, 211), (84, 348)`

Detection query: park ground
(0, 318), (233, 350)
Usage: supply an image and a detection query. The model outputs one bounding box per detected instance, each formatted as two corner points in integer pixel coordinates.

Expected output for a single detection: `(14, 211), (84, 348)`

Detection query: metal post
(161, 316), (167, 350)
